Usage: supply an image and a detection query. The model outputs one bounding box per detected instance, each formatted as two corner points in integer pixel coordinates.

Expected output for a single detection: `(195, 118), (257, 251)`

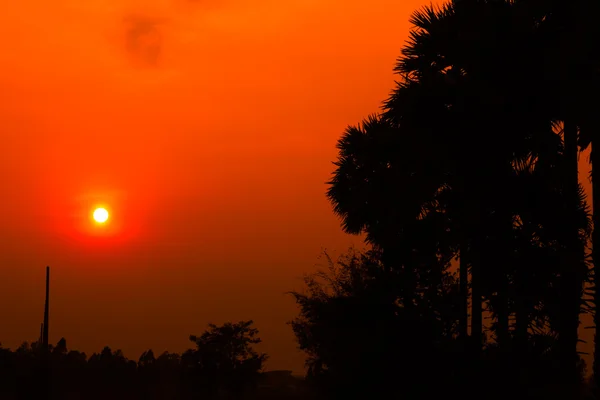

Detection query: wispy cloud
(123, 14), (165, 67)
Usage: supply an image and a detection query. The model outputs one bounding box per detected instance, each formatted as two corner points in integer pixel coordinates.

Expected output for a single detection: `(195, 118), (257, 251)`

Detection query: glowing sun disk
(93, 208), (109, 223)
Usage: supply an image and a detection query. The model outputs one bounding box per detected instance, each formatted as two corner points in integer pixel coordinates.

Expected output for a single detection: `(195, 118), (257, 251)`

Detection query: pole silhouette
(42, 266), (49, 349)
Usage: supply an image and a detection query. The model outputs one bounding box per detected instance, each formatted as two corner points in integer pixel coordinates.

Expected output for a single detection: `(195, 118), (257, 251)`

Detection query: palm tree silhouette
(326, 112), (454, 310)
(328, 2), (594, 382)
(548, 0), (600, 386)
(384, 0), (522, 352)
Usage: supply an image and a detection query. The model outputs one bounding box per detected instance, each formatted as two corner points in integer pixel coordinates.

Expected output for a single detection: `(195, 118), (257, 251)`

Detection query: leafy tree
(185, 320), (267, 399)
(290, 249), (462, 399)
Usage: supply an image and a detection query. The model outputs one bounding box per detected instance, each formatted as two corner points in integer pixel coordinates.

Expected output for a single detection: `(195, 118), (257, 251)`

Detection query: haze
(0, 0), (594, 373)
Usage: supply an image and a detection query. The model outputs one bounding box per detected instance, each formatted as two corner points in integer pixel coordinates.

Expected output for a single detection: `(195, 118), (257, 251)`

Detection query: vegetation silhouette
(312, 0), (600, 398)
(4, 0), (600, 399)
(289, 249), (463, 400)
(0, 321), (309, 400)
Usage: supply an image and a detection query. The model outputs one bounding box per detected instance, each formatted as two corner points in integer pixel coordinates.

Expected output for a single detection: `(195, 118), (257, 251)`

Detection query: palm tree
(591, 137), (600, 387)
(552, 0), (600, 385)
(583, 117), (600, 386)
(393, 0), (593, 364)
(385, 0), (534, 352)
(327, 111), (454, 309)
(511, 142), (591, 348)
(328, 4), (593, 389)
(328, 0), (517, 352)
(529, 0), (599, 381)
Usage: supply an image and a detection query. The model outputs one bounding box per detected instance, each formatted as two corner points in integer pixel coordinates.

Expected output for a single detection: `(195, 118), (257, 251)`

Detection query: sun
(93, 207), (109, 223)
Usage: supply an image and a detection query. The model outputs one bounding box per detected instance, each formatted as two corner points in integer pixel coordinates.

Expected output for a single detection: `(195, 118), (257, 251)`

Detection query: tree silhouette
(290, 249), (462, 400)
(0, 322), (279, 400)
(547, 0), (600, 388)
(326, 1), (594, 397)
(385, 0), (558, 354)
(186, 320), (268, 399)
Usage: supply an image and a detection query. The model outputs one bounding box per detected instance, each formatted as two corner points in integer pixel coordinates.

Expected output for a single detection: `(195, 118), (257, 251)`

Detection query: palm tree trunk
(496, 215), (511, 351)
(559, 120), (581, 383)
(496, 272), (509, 351)
(471, 211), (482, 352)
(459, 239), (469, 340)
(471, 250), (482, 352)
(514, 266), (528, 355)
(591, 136), (600, 387)
(459, 182), (470, 343)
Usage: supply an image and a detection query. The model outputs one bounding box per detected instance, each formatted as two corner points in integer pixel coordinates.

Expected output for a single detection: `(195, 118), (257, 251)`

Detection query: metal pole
(43, 266), (49, 348)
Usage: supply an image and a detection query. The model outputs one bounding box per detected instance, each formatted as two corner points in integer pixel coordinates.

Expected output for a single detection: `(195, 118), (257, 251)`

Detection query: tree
(551, 0), (600, 386)
(87, 347), (137, 399)
(186, 320), (267, 399)
(387, 0), (555, 353)
(290, 249), (461, 400)
(385, 0), (592, 363)
(328, 2), (594, 391)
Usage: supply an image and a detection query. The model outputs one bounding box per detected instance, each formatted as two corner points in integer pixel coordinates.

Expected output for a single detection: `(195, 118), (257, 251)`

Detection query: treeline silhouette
(291, 249), (591, 400)
(0, 321), (311, 400)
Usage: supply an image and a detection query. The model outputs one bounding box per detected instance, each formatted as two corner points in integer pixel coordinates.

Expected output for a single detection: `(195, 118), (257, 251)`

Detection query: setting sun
(93, 207), (109, 223)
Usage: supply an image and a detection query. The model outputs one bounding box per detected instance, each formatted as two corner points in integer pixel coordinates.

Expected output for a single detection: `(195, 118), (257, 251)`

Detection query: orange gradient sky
(0, 0), (595, 374)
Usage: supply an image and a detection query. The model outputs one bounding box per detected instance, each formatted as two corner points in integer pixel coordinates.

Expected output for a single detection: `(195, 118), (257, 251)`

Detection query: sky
(0, 0), (596, 375)
(0, 0), (427, 373)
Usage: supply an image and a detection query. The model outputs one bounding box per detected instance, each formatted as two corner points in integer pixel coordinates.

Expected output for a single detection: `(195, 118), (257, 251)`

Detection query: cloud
(123, 14), (165, 67)
(117, 0), (226, 69)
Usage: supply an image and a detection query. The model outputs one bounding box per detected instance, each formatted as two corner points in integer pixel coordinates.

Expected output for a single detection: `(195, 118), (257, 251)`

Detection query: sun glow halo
(93, 207), (109, 223)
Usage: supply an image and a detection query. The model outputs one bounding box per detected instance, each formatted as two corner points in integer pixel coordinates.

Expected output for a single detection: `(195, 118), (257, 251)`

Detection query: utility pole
(36, 266), (51, 400)
(42, 266), (49, 349)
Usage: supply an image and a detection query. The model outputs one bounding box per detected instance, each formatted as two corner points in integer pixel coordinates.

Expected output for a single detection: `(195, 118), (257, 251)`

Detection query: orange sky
(0, 0), (595, 375)
(0, 0), (424, 373)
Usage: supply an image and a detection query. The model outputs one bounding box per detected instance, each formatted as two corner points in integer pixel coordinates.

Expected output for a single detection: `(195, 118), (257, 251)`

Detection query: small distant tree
(87, 347), (136, 399)
(138, 349), (156, 368)
(137, 349), (158, 398)
(185, 320), (268, 399)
